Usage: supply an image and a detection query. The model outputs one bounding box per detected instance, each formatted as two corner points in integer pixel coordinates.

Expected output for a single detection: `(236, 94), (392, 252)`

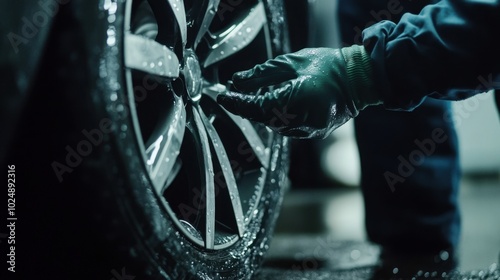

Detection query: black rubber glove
(217, 45), (382, 139)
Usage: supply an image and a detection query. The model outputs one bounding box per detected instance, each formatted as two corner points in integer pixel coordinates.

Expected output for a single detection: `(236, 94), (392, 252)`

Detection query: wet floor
(258, 235), (378, 279)
(258, 175), (500, 279)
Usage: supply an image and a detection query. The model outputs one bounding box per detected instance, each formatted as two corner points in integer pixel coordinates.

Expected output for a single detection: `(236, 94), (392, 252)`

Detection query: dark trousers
(355, 100), (461, 254)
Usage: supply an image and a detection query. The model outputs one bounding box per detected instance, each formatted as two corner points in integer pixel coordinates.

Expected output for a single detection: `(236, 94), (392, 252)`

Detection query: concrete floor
(263, 174), (500, 276)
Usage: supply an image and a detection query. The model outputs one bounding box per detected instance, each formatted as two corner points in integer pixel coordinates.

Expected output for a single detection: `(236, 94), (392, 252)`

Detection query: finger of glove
(232, 57), (296, 93)
(217, 92), (269, 122)
(217, 83), (292, 124)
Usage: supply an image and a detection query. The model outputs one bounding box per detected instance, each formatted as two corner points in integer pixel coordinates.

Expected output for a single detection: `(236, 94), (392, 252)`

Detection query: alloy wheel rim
(122, 0), (274, 250)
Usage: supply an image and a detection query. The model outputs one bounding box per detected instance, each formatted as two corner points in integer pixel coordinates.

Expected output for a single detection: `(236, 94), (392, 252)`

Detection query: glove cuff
(341, 45), (382, 110)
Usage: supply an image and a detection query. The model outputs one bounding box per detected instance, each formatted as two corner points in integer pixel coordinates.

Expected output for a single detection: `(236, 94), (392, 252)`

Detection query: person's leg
(355, 99), (461, 256)
(338, 1), (461, 272)
(356, 100), (461, 279)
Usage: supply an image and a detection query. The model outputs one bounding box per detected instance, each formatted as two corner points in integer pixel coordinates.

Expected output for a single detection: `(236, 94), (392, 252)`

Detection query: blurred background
(264, 0), (500, 273)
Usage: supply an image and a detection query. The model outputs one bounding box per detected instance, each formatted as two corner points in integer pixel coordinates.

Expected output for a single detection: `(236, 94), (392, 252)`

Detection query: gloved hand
(216, 45), (382, 139)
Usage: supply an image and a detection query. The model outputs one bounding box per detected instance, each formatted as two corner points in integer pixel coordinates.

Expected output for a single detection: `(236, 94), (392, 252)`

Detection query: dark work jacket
(361, 0), (500, 113)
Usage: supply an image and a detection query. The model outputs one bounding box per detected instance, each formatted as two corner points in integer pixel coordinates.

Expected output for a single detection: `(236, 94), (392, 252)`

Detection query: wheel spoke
(198, 108), (245, 237)
(125, 33), (180, 78)
(145, 94), (186, 193)
(193, 0), (220, 49)
(166, 0), (187, 45)
(203, 84), (270, 168)
(203, 2), (267, 68)
(192, 106), (216, 249)
(226, 113), (269, 169)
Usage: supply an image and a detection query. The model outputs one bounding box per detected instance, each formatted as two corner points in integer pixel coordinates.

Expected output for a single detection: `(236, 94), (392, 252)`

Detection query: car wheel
(57, 0), (291, 279)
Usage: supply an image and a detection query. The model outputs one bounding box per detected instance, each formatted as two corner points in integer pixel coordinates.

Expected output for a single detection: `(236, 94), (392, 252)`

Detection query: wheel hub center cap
(183, 50), (203, 102)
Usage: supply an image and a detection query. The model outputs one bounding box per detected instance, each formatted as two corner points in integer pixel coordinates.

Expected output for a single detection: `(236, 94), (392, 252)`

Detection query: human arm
(365, 0), (500, 109)
(217, 0), (500, 138)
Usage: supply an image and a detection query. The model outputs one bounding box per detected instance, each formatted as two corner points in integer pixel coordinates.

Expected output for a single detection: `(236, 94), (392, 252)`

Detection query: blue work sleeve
(362, 0), (500, 110)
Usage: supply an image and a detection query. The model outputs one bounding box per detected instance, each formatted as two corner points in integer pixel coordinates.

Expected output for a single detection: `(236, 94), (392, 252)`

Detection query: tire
(10, 0), (289, 279)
